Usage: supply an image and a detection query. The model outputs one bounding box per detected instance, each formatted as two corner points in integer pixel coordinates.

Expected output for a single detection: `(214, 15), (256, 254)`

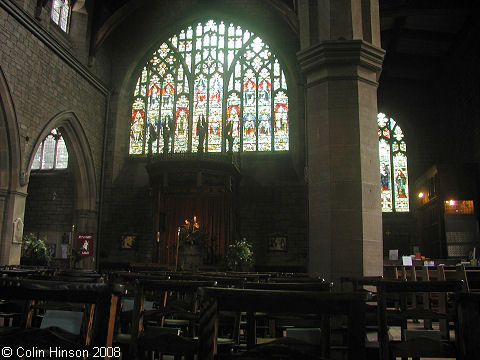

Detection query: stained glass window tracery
(31, 129), (69, 170)
(378, 113), (409, 212)
(129, 20), (289, 155)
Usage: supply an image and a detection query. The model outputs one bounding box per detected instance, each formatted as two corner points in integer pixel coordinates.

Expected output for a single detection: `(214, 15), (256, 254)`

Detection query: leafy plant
(179, 216), (206, 246)
(225, 237), (253, 271)
(21, 232), (51, 266)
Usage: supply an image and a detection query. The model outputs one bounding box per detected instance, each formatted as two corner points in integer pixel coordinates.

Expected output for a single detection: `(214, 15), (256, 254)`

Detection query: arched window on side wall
(31, 128), (69, 170)
(129, 19), (289, 155)
(378, 113), (409, 212)
(50, 0), (71, 33)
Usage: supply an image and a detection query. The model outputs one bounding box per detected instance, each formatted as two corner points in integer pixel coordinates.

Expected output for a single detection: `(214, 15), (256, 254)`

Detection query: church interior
(1, 1), (480, 358)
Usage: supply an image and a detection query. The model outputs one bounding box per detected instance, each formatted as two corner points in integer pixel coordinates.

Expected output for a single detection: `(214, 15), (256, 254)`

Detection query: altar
(146, 153), (241, 268)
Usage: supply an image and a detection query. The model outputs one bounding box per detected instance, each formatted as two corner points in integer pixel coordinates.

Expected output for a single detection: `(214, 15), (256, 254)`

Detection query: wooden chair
(456, 264), (480, 292)
(376, 280), (464, 360)
(122, 279), (218, 359)
(242, 281), (333, 341)
(198, 287), (368, 360)
(0, 278), (124, 359)
(455, 291), (480, 360)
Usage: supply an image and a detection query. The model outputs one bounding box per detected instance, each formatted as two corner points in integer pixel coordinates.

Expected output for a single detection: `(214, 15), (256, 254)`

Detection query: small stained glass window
(378, 113), (409, 212)
(129, 19), (289, 155)
(31, 128), (69, 171)
(51, 0), (70, 33)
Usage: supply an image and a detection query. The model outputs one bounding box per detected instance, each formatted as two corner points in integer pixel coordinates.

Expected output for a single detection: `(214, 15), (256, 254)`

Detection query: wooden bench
(117, 278), (218, 359)
(376, 280), (465, 360)
(455, 291), (480, 360)
(456, 264), (480, 292)
(0, 278), (124, 359)
(197, 287), (367, 360)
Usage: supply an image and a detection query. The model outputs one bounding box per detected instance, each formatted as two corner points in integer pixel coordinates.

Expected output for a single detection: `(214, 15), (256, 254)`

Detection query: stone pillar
(0, 189), (27, 265)
(297, 0), (384, 281)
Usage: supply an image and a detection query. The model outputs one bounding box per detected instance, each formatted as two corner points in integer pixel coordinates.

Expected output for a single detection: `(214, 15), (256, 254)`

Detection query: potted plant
(225, 237), (253, 271)
(21, 232), (51, 267)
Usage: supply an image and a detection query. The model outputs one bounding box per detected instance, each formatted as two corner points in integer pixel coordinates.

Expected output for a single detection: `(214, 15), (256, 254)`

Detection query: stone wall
(0, 2), (108, 177)
(23, 170), (74, 258)
(0, 1), (109, 264)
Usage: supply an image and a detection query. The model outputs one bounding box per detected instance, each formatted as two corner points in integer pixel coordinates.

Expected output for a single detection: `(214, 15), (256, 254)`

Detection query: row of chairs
(385, 263), (480, 292)
(346, 265), (480, 360)
(0, 277), (125, 359)
(3, 265), (479, 359)
(107, 270), (334, 359)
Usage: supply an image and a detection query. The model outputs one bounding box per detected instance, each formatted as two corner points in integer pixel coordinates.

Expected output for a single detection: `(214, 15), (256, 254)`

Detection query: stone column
(0, 189), (27, 265)
(297, 0), (384, 281)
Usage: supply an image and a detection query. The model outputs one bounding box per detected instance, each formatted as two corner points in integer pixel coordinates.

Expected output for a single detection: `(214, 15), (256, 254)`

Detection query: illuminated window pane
(51, 0), (70, 33)
(33, 129), (68, 171)
(42, 135), (56, 170)
(32, 146), (42, 170)
(128, 19), (289, 155)
(274, 91), (289, 151)
(377, 113), (409, 212)
(130, 98), (146, 155)
(55, 137), (68, 169)
(175, 96), (189, 153)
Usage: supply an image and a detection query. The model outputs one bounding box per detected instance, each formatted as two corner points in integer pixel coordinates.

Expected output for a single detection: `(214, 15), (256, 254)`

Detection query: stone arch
(0, 66), (25, 265)
(0, 67), (22, 192)
(26, 111), (98, 231)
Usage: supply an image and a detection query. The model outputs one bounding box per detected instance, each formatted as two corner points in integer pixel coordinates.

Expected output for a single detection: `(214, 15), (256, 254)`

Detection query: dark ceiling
(92, 0), (478, 82)
(379, 0), (478, 82)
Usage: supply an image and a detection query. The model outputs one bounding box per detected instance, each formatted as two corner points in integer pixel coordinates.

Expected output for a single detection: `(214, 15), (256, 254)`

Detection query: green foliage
(225, 238), (253, 270)
(179, 216), (206, 246)
(21, 232), (51, 266)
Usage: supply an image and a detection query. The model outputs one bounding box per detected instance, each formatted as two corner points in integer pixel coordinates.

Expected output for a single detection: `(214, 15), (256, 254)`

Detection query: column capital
(297, 40), (385, 85)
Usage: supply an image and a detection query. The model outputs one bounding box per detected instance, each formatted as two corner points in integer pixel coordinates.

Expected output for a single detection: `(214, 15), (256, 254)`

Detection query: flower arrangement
(179, 216), (206, 246)
(225, 237), (253, 271)
(21, 232), (51, 266)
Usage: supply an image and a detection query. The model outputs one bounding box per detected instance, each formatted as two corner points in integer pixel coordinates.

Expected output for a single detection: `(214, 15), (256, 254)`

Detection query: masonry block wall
(0, 0), (109, 265)
(23, 170), (74, 257)
(0, 2), (108, 173)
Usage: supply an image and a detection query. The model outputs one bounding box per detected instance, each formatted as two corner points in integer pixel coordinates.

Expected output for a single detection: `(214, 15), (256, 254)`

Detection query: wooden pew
(455, 291), (480, 360)
(242, 281), (333, 342)
(123, 279), (218, 359)
(376, 280), (465, 360)
(456, 264), (480, 292)
(197, 287), (368, 360)
(0, 278), (125, 359)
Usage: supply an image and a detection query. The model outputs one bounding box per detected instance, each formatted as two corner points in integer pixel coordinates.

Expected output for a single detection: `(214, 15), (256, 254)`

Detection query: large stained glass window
(378, 113), (409, 212)
(129, 20), (289, 155)
(32, 129), (69, 170)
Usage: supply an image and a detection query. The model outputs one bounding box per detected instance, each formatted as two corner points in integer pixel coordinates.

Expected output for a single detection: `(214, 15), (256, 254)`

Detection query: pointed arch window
(129, 19), (289, 155)
(378, 113), (409, 212)
(51, 0), (71, 33)
(32, 129), (69, 170)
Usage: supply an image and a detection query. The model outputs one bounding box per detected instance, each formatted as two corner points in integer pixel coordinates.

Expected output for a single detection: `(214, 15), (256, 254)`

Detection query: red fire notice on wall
(78, 233), (94, 256)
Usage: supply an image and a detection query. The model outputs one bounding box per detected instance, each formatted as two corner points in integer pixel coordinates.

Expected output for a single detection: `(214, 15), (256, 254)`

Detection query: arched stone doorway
(22, 112), (98, 268)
